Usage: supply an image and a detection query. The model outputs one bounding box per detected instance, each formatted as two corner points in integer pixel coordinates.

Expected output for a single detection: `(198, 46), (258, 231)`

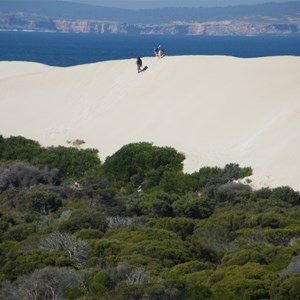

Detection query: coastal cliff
(1, 12), (299, 35)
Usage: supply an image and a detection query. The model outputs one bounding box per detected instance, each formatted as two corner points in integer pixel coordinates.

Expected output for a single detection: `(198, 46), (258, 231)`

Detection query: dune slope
(0, 56), (300, 190)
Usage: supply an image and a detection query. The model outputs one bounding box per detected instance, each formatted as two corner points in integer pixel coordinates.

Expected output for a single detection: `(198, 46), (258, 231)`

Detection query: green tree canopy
(37, 146), (101, 182)
(103, 142), (185, 189)
(0, 135), (42, 163)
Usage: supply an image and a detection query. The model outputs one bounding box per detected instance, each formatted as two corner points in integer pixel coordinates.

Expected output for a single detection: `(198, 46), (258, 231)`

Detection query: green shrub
(208, 263), (276, 300)
(254, 187), (272, 199)
(85, 269), (109, 296)
(158, 171), (198, 194)
(167, 261), (215, 282)
(74, 229), (104, 240)
(126, 193), (173, 217)
(149, 217), (196, 240)
(270, 186), (300, 205)
(269, 275), (300, 300)
(222, 163), (252, 181)
(58, 210), (108, 233)
(172, 194), (215, 219)
(263, 228), (300, 246)
(103, 142), (185, 189)
(1, 249), (71, 281)
(193, 164), (252, 189)
(23, 189), (62, 215)
(37, 146), (101, 182)
(183, 283), (213, 300)
(222, 249), (266, 266)
(88, 238), (124, 265)
(2, 224), (36, 242)
(0, 135), (42, 162)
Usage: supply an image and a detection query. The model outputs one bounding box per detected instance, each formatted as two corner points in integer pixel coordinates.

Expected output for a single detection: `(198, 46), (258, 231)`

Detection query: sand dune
(0, 56), (300, 190)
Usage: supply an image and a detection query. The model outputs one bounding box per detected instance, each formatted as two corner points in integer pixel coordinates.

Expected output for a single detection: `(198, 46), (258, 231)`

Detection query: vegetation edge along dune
(0, 135), (300, 299)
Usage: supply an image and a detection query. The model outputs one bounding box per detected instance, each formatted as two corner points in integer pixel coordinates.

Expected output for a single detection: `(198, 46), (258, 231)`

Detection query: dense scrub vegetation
(0, 135), (300, 299)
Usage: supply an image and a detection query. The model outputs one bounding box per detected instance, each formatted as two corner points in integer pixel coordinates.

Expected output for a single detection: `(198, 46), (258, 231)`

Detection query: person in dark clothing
(136, 57), (142, 73)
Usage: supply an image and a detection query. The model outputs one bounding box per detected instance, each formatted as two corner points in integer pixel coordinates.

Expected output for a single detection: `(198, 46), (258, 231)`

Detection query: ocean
(1, 31), (300, 67)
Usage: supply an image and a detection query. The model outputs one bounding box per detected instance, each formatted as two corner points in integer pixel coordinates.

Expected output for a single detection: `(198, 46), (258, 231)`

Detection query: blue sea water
(1, 31), (300, 67)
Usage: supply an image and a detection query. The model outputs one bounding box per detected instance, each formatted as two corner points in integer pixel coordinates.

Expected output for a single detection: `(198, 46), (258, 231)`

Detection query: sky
(58, 0), (293, 9)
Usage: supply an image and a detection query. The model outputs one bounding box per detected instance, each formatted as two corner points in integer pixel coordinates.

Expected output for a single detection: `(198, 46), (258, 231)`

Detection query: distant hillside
(1, 0), (300, 24)
(1, 1), (131, 23)
(1, 1), (300, 34)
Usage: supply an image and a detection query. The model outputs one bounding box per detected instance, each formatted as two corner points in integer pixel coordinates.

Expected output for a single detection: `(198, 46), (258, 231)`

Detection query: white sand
(1, 56), (300, 190)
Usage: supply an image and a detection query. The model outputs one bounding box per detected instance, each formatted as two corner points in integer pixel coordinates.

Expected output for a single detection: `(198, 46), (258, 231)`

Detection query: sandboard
(140, 66), (148, 72)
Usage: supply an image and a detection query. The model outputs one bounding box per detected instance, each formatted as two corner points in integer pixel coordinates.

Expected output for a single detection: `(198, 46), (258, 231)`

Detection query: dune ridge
(1, 56), (300, 190)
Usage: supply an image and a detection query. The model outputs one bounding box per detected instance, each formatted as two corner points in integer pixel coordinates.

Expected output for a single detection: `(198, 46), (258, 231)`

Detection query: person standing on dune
(136, 57), (142, 73)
